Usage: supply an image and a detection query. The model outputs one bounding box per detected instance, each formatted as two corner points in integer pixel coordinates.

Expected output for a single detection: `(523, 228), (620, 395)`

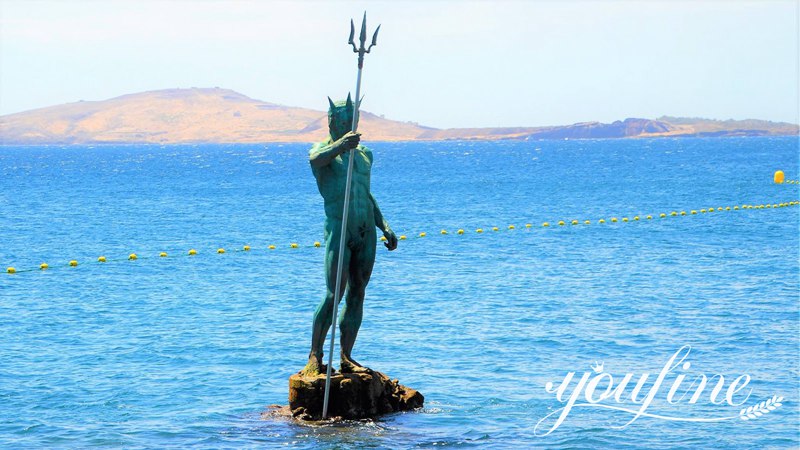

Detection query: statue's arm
(308, 142), (342, 168)
(370, 193), (389, 232)
(371, 194), (397, 251)
(309, 132), (360, 168)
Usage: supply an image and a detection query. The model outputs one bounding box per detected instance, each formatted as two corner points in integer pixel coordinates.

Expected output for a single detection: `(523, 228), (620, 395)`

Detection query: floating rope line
(4, 199), (798, 275)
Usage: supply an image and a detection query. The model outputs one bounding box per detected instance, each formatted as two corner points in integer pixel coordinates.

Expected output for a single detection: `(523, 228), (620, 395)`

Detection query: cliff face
(0, 88), (796, 144)
(517, 118), (675, 140)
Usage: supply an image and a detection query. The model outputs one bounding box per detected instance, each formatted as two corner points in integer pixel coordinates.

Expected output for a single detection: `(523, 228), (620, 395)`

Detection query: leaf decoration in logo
(740, 395), (783, 420)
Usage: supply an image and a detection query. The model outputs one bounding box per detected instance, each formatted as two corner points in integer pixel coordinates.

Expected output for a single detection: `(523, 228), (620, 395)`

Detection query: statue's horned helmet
(327, 93), (361, 140)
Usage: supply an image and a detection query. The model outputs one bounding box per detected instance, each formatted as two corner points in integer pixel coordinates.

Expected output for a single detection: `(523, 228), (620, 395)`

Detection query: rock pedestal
(288, 368), (424, 420)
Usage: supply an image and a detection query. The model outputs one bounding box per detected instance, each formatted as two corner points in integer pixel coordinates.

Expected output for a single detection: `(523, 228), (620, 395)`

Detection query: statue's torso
(311, 143), (375, 239)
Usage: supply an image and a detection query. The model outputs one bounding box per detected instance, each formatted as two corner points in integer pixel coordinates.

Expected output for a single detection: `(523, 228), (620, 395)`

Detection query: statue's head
(327, 94), (358, 141)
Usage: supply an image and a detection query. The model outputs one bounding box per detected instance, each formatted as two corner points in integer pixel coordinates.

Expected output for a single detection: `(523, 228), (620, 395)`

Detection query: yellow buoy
(733, 206), (738, 210)
(399, 235), (407, 240)
(7, 267), (16, 274)
(584, 220), (590, 225)
(129, 253), (137, 260)
(419, 232), (426, 237)
(659, 213), (666, 218)
(188, 249), (197, 255)
(599, 219), (606, 224)
(670, 211), (677, 216)
(622, 217), (629, 222)
(268, 245), (276, 250)
(476, 228), (484, 233)
(40, 263), (48, 270)
(691, 210), (697, 214)
(774, 170), (785, 184)
(709, 208), (715, 212)
(380, 236), (387, 241)
(160, 252), (168, 257)
(558, 220), (566, 226)
(542, 222), (550, 227)
(290, 243), (298, 248)
(243, 245), (251, 251)
(98, 256), (106, 262)
(217, 248), (225, 253)
(457, 229), (464, 235)
(314, 241), (321, 247)
(441, 229), (448, 235)
(70, 260), (78, 266)
(680, 211), (686, 216)
(725, 206), (730, 211)
(492, 227), (499, 231)
(525, 223), (532, 228)
(633, 216), (640, 221)
(611, 217), (618, 223)
(571, 220), (578, 225)
(508, 225), (515, 230)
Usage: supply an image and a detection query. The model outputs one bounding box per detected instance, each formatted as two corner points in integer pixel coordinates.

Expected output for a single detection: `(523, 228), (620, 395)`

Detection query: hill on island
(0, 88), (796, 144)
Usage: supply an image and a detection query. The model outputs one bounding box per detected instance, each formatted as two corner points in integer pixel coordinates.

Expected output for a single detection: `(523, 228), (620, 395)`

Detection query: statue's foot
(340, 354), (371, 373)
(300, 353), (325, 376)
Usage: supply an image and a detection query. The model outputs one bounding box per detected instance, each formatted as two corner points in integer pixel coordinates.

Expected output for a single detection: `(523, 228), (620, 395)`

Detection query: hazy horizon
(1, 0), (798, 128)
(3, 85), (799, 129)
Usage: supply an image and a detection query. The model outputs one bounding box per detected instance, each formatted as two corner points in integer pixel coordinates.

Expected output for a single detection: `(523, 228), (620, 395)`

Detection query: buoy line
(4, 198), (798, 275)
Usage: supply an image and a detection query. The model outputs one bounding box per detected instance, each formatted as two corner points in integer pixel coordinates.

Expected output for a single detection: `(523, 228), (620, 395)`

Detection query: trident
(322, 12), (380, 420)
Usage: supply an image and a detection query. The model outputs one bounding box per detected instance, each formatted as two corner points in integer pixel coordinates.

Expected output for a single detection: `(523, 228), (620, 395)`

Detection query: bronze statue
(302, 94), (397, 376)
(285, 14), (422, 421)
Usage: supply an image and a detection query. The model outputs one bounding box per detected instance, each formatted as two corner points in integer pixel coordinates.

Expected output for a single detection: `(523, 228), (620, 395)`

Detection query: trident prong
(367, 25), (380, 53)
(348, 19), (357, 52)
(359, 11), (367, 48)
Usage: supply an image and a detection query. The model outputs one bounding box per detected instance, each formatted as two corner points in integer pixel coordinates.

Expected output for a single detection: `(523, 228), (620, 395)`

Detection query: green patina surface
(302, 95), (397, 376)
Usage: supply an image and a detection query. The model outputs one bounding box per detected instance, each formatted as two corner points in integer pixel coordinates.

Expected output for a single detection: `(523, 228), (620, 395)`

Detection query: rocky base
(288, 368), (424, 420)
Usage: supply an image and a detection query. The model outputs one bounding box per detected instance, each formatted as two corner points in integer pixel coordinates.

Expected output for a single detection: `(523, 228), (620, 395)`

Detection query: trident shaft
(322, 12), (380, 420)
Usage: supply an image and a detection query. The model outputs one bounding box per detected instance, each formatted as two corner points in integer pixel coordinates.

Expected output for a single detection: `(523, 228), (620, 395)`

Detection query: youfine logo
(535, 346), (785, 436)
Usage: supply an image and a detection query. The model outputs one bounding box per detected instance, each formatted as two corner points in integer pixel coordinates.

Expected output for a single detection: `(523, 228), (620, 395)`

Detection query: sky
(0, 0), (798, 128)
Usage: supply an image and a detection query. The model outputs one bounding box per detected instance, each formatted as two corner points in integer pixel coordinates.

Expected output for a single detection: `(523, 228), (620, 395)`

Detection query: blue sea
(0, 137), (798, 448)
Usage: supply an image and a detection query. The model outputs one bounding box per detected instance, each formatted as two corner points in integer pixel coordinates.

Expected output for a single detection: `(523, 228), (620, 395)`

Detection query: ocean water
(0, 137), (798, 448)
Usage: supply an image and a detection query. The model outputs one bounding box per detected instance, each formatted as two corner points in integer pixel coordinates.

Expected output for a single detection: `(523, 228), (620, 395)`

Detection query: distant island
(0, 88), (797, 144)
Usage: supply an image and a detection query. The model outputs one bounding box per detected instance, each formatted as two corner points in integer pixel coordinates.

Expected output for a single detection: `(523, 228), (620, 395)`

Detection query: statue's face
(328, 95), (357, 141)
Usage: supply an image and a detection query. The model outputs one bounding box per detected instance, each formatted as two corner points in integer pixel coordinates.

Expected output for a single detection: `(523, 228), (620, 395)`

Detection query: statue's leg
(302, 224), (350, 376)
(339, 230), (376, 373)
